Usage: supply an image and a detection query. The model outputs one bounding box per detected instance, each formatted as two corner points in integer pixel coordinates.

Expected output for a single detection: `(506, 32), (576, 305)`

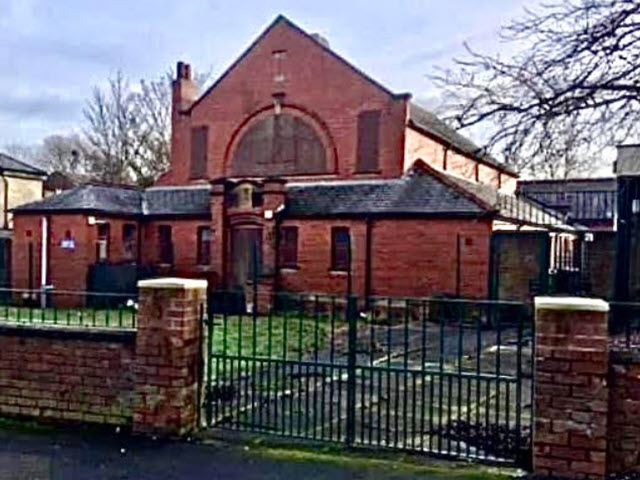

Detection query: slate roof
(408, 103), (516, 176)
(143, 187), (211, 216)
(12, 184), (212, 217)
(12, 185), (142, 215)
(12, 167), (575, 231)
(0, 152), (47, 176)
(285, 169), (488, 217)
(438, 170), (578, 230)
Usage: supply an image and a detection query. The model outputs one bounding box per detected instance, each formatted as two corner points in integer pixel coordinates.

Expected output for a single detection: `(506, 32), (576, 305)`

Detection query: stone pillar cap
(137, 277), (208, 290)
(534, 296), (609, 312)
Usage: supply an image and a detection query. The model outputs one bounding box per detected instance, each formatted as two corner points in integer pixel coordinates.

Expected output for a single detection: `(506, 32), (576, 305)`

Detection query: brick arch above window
(225, 106), (336, 177)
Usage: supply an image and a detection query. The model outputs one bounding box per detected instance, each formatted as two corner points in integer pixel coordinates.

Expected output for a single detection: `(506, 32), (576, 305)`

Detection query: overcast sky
(0, 0), (529, 149)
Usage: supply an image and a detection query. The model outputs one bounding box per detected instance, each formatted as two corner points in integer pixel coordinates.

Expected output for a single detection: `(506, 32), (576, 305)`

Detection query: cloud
(0, 90), (82, 122)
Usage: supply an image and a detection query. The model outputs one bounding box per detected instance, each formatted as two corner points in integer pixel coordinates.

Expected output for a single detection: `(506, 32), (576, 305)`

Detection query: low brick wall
(0, 324), (135, 425)
(608, 349), (640, 474)
(0, 277), (207, 436)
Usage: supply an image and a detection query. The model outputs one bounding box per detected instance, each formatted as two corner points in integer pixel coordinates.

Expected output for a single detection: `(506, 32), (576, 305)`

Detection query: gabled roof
(0, 152), (47, 177)
(188, 15), (410, 113)
(408, 103), (516, 176)
(285, 167), (490, 217)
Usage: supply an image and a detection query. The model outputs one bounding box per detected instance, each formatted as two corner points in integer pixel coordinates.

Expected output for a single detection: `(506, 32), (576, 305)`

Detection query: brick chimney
(172, 61), (198, 115)
(169, 61), (199, 183)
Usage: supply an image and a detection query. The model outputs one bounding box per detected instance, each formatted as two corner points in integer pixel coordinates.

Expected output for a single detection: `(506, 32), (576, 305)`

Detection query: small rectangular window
(356, 110), (381, 172)
(190, 126), (208, 179)
(122, 223), (136, 259)
(158, 225), (173, 264)
(331, 227), (350, 272)
(197, 226), (212, 265)
(279, 226), (298, 268)
(96, 223), (110, 263)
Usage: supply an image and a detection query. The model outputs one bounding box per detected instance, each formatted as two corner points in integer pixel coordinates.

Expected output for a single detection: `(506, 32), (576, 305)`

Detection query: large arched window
(231, 113), (328, 176)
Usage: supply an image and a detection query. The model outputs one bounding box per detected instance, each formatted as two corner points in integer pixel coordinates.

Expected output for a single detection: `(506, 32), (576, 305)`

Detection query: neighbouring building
(0, 152), (47, 291)
(518, 145), (640, 301)
(11, 15), (578, 307)
(518, 176), (617, 299)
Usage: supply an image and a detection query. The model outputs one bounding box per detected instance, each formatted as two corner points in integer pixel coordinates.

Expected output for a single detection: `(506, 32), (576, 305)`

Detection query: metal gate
(202, 292), (533, 466)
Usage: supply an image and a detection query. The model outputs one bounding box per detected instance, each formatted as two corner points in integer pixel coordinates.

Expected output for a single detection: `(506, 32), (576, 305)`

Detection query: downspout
(455, 233), (461, 297)
(136, 217), (143, 271)
(364, 217), (372, 309)
(40, 215), (49, 307)
(1, 170), (8, 229)
(273, 213), (281, 297)
(221, 190), (229, 289)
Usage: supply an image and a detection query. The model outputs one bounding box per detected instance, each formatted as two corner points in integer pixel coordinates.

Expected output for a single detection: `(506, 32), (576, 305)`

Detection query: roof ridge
(408, 160), (495, 212)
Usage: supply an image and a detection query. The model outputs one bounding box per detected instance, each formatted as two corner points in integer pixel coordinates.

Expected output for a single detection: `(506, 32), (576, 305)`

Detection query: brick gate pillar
(133, 277), (207, 436)
(533, 297), (610, 479)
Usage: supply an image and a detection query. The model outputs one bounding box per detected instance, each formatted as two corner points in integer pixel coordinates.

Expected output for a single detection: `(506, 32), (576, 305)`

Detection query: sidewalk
(0, 422), (514, 480)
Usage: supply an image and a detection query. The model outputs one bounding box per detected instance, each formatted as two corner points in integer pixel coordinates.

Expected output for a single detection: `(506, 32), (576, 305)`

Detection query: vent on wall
(311, 33), (330, 49)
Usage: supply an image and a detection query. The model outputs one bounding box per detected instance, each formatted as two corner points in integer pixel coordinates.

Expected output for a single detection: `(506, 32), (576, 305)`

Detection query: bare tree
(83, 68), (211, 186)
(432, 0), (640, 178)
(40, 134), (91, 175)
(83, 71), (143, 185)
(2, 142), (42, 168)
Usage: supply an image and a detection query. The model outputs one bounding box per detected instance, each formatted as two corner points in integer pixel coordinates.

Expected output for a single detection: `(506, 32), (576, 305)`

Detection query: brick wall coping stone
(534, 296), (609, 312)
(0, 322), (136, 343)
(137, 278), (208, 290)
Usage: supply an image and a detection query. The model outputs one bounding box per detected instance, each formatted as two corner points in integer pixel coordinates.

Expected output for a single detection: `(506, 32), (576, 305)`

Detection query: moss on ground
(244, 437), (519, 480)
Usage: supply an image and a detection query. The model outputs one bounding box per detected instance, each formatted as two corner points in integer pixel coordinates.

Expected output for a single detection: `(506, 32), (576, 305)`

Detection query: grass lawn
(209, 313), (337, 360)
(0, 304), (136, 328)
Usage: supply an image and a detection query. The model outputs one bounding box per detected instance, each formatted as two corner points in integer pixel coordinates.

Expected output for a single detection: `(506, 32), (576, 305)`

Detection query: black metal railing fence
(203, 290), (533, 466)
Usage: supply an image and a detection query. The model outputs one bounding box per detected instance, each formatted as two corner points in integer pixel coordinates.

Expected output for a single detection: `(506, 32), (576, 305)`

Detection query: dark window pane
(279, 226), (298, 268)
(96, 223), (110, 263)
(158, 225), (173, 264)
(232, 114), (327, 176)
(197, 226), (212, 265)
(122, 223), (136, 259)
(331, 227), (350, 271)
(190, 126), (208, 179)
(356, 110), (381, 172)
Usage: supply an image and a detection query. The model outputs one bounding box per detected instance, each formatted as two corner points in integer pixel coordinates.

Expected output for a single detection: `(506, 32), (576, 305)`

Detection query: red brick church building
(11, 16), (574, 304)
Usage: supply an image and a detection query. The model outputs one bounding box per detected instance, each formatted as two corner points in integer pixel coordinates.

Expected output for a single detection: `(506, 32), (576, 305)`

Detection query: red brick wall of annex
(278, 217), (492, 299)
(370, 218), (492, 298)
(140, 218), (213, 279)
(12, 214), (42, 291)
(12, 214), (142, 294)
(168, 20), (408, 184)
(0, 329), (134, 425)
(278, 218), (367, 297)
(403, 127), (516, 193)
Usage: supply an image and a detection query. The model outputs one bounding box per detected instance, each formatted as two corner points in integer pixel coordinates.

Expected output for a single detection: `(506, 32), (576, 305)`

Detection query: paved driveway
(0, 425), (509, 480)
